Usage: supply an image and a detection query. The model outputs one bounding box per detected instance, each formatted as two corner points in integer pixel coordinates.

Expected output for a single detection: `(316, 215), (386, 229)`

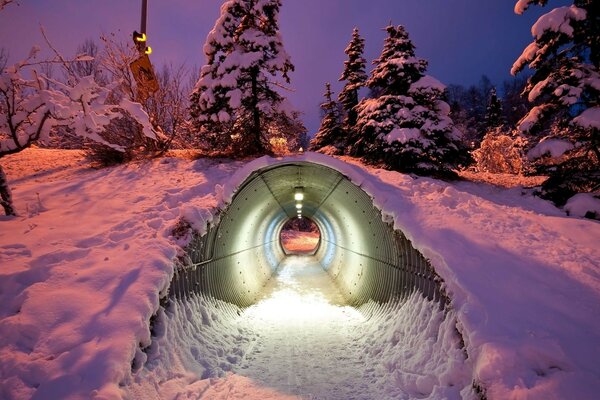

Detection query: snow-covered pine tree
(355, 24), (469, 177)
(512, 0), (599, 205)
(190, 0), (296, 156)
(309, 83), (344, 154)
(338, 28), (367, 153)
(484, 87), (504, 129)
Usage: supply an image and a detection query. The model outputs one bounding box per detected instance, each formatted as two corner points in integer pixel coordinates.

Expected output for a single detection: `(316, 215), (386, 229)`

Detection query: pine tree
(309, 83), (344, 153)
(190, 0), (296, 156)
(354, 24), (469, 177)
(484, 87), (504, 129)
(512, 0), (599, 205)
(338, 28), (367, 152)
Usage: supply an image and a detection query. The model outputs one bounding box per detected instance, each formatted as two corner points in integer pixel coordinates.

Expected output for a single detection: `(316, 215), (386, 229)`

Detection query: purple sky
(0, 0), (568, 134)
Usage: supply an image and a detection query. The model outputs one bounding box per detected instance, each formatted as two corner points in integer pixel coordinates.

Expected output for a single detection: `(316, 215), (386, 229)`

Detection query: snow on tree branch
(1, 52), (156, 158)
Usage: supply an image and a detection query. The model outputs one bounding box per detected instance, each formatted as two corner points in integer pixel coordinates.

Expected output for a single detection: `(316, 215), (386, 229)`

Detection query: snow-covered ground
(1, 149), (599, 399)
(127, 256), (470, 400)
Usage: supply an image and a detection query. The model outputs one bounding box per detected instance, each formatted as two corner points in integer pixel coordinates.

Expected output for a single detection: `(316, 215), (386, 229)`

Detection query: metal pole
(140, 0), (147, 34)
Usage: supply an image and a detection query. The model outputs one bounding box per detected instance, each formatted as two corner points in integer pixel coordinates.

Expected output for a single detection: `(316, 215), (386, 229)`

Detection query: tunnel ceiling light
(294, 187), (304, 201)
(296, 203), (302, 209)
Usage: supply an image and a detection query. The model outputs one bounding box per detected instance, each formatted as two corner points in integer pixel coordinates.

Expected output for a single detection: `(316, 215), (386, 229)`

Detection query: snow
(564, 193), (600, 219)
(530, 6), (586, 39)
(128, 256), (472, 399)
(1, 149), (600, 399)
(385, 127), (421, 145)
(410, 75), (446, 92)
(527, 137), (574, 160)
(518, 104), (549, 132)
(573, 106), (600, 129)
(514, 0), (534, 15)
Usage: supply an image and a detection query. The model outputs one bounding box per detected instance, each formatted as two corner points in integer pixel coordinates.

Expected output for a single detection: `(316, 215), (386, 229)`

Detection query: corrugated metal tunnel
(170, 161), (447, 307)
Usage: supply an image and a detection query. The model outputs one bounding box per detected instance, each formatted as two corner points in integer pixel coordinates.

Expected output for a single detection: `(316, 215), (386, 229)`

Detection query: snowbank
(1, 150), (599, 399)
(0, 150), (242, 399)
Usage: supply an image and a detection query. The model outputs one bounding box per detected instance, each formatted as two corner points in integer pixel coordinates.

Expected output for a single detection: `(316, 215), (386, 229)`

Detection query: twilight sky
(0, 0), (568, 134)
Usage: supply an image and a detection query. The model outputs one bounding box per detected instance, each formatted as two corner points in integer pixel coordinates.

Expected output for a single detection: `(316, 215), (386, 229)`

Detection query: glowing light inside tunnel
(294, 188), (304, 201)
(295, 203), (302, 209)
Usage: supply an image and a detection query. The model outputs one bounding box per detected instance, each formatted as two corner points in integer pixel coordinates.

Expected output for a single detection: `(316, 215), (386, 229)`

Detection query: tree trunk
(250, 67), (263, 155)
(0, 164), (16, 216)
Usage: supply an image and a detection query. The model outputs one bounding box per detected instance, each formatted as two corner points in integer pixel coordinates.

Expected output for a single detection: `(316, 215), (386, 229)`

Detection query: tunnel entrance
(149, 157), (469, 399)
(169, 158), (447, 308)
(279, 218), (320, 255)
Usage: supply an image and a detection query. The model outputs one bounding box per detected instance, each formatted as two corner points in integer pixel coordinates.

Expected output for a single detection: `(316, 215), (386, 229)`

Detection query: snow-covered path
(2, 150), (599, 399)
(237, 256), (370, 399)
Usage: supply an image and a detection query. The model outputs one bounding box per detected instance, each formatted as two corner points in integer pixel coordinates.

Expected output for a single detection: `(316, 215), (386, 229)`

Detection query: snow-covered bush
(472, 128), (526, 174)
(512, 0), (599, 205)
(564, 192), (600, 220)
(0, 49), (156, 215)
(354, 25), (470, 178)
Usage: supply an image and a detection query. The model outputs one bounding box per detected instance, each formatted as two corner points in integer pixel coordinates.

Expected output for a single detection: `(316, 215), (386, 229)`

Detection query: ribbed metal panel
(167, 160), (449, 309)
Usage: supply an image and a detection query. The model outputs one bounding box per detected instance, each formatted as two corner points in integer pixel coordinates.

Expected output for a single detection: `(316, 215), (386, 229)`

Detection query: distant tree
(190, 0), (297, 156)
(501, 75), (530, 127)
(267, 110), (308, 155)
(0, 48), (7, 70)
(72, 39), (106, 84)
(484, 87), (504, 129)
(512, 0), (599, 205)
(355, 24), (470, 178)
(338, 28), (367, 151)
(310, 83), (344, 153)
(0, 0), (17, 11)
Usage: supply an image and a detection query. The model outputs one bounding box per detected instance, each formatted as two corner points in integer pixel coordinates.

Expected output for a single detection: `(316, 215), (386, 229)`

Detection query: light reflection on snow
(244, 256), (364, 324)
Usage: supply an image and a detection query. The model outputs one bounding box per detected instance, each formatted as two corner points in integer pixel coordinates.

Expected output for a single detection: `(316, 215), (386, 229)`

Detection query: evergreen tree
(354, 24), (469, 178)
(512, 0), (599, 205)
(190, 0), (296, 156)
(310, 83), (344, 153)
(338, 28), (367, 152)
(484, 87), (504, 129)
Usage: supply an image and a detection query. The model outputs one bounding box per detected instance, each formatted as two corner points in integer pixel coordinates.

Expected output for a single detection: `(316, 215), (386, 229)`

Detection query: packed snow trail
(236, 255), (370, 399)
(129, 255), (472, 399)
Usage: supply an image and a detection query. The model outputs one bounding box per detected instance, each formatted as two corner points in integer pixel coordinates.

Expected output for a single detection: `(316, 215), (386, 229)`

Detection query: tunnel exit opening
(279, 217), (321, 255)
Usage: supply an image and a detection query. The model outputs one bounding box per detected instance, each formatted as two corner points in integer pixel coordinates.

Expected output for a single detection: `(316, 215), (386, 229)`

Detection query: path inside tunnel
(235, 255), (373, 399)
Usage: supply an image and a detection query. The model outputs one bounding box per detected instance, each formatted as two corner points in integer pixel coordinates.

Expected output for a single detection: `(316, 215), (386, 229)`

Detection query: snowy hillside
(1, 149), (599, 399)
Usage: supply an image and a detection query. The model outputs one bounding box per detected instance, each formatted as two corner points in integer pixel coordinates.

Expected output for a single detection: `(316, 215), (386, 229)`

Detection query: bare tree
(0, 0), (18, 11)
(72, 39), (106, 84)
(0, 48), (7, 70)
(99, 33), (138, 102)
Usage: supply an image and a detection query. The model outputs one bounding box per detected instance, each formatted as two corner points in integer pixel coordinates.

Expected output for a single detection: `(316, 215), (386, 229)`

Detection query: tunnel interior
(170, 161), (447, 308)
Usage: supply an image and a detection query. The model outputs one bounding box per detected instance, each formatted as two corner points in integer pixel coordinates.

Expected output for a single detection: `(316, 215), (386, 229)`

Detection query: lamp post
(140, 0), (147, 35)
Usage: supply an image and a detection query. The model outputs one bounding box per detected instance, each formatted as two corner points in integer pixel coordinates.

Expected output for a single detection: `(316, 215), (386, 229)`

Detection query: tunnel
(168, 159), (447, 308)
